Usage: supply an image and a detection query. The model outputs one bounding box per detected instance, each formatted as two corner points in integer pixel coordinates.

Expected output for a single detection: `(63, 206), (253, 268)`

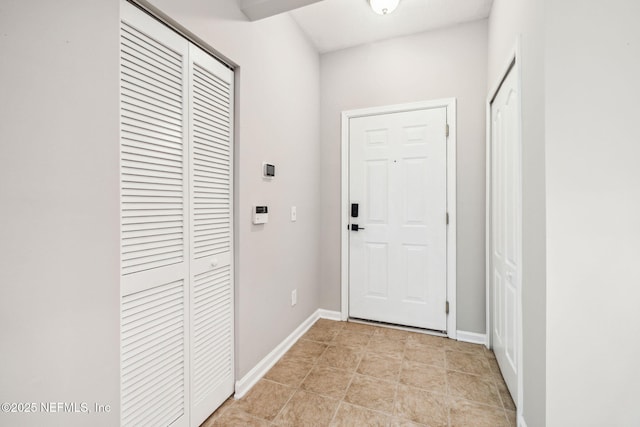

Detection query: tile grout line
(296, 325), (344, 425)
(445, 347), (452, 427)
(393, 331), (409, 426)
(482, 349), (516, 418)
(327, 326), (372, 425)
(267, 325), (337, 425)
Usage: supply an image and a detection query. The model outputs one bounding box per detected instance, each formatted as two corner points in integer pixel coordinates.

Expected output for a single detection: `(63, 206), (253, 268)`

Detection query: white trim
(456, 330), (487, 345)
(340, 113), (350, 322)
(317, 309), (342, 321)
(233, 309), (342, 398)
(518, 415), (528, 427)
(486, 36), (524, 419)
(340, 99), (457, 338)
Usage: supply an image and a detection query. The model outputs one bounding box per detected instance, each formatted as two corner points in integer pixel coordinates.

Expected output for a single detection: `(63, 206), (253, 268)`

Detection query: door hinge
(446, 212), (449, 225)
(446, 301), (450, 315)
(446, 124), (449, 137)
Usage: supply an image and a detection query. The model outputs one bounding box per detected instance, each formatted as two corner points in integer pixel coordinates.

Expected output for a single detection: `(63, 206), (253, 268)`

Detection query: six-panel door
(349, 108), (448, 331)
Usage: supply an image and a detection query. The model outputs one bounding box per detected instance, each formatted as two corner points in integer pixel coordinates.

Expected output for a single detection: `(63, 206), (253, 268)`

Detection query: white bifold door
(490, 65), (520, 404)
(119, 2), (234, 426)
(349, 108), (448, 331)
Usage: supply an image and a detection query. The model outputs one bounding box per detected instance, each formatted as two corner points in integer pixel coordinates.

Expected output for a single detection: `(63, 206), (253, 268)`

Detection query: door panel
(120, 5), (190, 425)
(188, 44), (234, 427)
(366, 160), (389, 223)
(121, 4), (234, 427)
(349, 108), (448, 331)
(365, 243), (389, 297)
(401, 244), (429, 302)
(490, 66), (520, 403)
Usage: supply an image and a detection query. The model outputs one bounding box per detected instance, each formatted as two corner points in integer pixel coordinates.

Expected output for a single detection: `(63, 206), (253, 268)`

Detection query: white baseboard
(317, 309), (342, 321)
(518, 415), (527, 427)
(234, 308), (342, 398)
(456, 330), (487, 346)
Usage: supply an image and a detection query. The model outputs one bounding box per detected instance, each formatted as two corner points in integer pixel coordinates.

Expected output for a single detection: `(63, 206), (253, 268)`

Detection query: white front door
(490, 66), (520, 403)
(348, 107), (448, 331)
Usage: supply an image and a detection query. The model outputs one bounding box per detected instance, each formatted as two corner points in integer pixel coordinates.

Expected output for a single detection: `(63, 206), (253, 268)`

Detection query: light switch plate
(291, 206), (297, 222)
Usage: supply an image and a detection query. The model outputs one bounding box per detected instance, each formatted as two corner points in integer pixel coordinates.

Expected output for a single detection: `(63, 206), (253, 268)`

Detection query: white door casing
(343, 100), (456, 334)
(120, 3), (234, 426)
(489, 63), (521, 404)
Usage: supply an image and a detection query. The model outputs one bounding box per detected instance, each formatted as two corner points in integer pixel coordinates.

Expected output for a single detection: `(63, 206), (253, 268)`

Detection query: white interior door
(349, 107), (448, 331)
(120, 6), (190, 426)
(120, 3), (234, 426)
(188, 44), (234, 427)
(490, 66), (520, 403)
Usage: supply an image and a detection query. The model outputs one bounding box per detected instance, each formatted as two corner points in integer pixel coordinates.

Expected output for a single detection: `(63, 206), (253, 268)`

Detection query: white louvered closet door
(120, 4), (190, 427)
(120, 2), (234, 427)
(188, 45), (234, 426)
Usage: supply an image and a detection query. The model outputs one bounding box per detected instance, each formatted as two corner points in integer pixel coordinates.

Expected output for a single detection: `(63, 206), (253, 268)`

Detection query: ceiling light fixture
(369, 0), (400, 15)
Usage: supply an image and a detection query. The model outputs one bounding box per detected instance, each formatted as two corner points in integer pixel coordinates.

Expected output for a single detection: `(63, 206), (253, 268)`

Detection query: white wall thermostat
(252, 206), (268, 224)
(263, 162), (275, 178)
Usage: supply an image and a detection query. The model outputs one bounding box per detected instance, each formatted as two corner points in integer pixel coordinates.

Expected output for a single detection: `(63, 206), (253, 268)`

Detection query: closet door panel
(188, 45), (234, 427)
(120, 3), (189, 427)
(121, 4), (234, 427)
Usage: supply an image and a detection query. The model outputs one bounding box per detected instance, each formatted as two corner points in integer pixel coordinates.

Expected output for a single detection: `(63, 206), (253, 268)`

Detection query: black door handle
(350, 224), (365, 231)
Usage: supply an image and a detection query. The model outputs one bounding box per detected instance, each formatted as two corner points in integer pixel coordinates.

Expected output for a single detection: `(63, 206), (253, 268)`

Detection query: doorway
(340, 99), (457, 336)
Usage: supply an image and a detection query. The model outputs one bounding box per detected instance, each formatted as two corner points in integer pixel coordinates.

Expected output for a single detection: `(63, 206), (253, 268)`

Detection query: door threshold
(348, 317), (447, 337)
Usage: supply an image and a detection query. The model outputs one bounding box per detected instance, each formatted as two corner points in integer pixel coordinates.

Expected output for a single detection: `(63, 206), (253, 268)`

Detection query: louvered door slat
(122, 110), (183, 137)
(191, 60), (231, 260)
(123, 98), (184, 126)
(122, 131), (183, 155)
(191, 83), (230, 109)
(123, 232), (182, 246)
(123, 208), (182, 217)
(192, 107), (230, 131)
(192, 85), (230, 113)
(192, 142), (229, 160)
(121, 61), (182, 100)
(191, 266), (232, 405)
(121, 12), (186, 276)
(121, 29), (182, 75)
(121, 279), (185, 427)
(193, 67), (230, 95)
(122, 86), (182, 116)
(121, 79), (182, 111)
(193, 77), (230, 108)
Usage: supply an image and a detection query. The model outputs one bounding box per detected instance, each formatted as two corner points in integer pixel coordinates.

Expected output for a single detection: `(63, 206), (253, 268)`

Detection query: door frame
(340, 98), (457, 338)
(485, 37), (524, 418)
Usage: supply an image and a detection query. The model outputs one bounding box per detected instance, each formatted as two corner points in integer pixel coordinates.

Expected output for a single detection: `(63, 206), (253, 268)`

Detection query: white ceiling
(288, 0), (494, 53)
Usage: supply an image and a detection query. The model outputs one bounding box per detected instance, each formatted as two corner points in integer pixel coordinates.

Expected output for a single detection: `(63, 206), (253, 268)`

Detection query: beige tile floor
(202, 319), (516, 427)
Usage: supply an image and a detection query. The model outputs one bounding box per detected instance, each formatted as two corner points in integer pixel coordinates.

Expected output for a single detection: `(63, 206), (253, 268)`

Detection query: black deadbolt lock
(351, 203), (359, 218)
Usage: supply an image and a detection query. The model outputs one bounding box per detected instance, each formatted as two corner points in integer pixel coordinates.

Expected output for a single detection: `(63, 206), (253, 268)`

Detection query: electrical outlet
(291, 206), (297, 222)
(291, 289), (297, 306)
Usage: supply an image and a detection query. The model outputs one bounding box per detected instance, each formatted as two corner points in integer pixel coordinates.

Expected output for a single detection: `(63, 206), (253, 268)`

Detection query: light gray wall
(545, 0), (640, 425)
(487, 0), (546, 426)
(319, 20), (489, 333)
(147, 0), (321, 378)
(0, 1), (121, 426)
